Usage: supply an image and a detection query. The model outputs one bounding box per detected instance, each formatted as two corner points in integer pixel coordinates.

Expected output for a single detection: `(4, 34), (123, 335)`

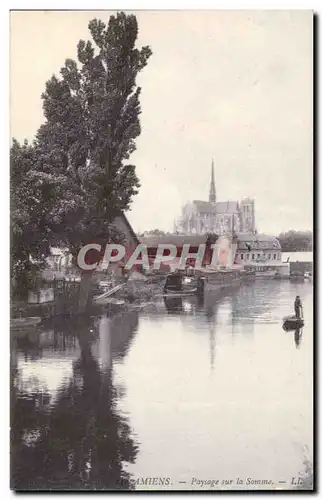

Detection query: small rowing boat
(282, 315), (304, 331)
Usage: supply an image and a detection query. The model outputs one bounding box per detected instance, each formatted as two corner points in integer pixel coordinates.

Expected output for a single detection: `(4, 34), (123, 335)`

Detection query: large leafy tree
(35, 13), (151, 254)
(11, 13), (152, 302)
(10, 139), (53, 296)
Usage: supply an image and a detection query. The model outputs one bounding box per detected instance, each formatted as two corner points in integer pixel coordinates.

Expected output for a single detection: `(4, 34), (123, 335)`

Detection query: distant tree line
(138, 229), (313, 253)
(277, 230), (313, 252)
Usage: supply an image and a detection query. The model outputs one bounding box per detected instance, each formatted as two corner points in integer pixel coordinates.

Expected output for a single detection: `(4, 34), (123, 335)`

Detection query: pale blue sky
(10, 10), (313, 235)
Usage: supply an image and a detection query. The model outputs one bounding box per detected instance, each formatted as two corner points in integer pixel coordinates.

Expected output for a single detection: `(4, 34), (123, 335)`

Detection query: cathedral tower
(209, 159), (216, 204)
(240, 198), (256, 233)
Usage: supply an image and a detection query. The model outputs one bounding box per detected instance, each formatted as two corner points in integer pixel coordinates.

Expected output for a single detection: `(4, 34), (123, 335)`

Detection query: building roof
(215, 201), (240, 214)
(114, 211), (140, 245)
(192, 200), (240, 214)
(236, 233), (281, 250)
(192, 200), (217, 213)
(139, 234), (218, 247)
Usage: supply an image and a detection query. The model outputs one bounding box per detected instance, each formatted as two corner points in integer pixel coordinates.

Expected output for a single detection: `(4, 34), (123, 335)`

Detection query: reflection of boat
(282, 315), (304, 331)
(163, 294), (205, 315)
(163, 296), (183, 313)
(240, 269), (256, 280)
(11, 317), (41, 331)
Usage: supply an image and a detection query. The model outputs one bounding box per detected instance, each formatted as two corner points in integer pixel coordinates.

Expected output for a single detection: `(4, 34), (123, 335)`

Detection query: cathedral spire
(209, 159), (216, 203)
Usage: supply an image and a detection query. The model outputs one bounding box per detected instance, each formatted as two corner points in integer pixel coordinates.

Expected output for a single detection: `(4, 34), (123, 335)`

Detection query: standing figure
(294, 295), (303, 319)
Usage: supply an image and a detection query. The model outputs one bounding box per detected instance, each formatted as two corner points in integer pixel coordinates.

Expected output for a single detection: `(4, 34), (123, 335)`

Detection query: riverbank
(11, 274), (166, 324)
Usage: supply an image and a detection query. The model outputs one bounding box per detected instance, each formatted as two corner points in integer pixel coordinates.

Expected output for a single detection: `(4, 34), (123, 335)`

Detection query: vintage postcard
(10, 10), (313, 491)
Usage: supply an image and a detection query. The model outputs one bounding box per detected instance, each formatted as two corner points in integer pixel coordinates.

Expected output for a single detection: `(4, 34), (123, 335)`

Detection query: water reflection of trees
(11, 313), (139, 491)
(11, 317), (80, 363)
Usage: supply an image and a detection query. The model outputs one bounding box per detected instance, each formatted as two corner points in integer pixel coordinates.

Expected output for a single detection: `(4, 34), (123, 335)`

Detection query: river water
(11, 279), (313, 491)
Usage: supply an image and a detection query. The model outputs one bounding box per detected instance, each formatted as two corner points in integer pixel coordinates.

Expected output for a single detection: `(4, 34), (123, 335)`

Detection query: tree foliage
(11, 13), (152, 296)
(10, 139), (53, 294)
(34, 12), (152, 253)
(277, 230), (313, 252)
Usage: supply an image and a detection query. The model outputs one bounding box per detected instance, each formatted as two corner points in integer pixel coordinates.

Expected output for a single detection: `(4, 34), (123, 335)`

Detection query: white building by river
(234, 236), (313, 277)
(234, 233), (285, 277)
(235, 233), (281, 264)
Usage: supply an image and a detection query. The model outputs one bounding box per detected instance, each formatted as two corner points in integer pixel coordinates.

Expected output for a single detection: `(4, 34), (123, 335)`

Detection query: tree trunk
(78, 271), (93, 313)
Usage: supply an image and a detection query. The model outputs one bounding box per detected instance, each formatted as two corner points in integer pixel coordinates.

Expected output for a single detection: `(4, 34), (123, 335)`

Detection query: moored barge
(200, 267), (241, 293)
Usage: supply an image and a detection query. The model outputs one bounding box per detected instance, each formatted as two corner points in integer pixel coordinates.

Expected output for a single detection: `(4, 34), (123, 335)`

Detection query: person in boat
(294, 295), (303, 319)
